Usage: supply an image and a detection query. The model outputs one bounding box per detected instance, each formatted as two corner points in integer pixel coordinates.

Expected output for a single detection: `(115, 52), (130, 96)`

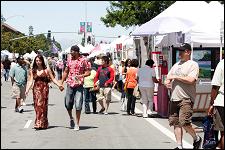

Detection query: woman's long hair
(124, 58), (131, 73)
(32, 54), (47, 71)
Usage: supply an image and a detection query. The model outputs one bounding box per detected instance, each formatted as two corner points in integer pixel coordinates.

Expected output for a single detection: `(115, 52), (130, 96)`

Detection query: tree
(1, 30), (62, 55)
(101, 1), (224, 28)
(100, 1), (175, 28)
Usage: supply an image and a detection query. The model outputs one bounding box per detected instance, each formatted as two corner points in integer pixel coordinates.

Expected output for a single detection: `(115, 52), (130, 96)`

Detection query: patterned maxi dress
(33, 69), (50, 129)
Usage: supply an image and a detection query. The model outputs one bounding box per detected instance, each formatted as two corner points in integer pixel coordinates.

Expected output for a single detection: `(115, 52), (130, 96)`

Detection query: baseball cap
(71, 45), (80, 52)
(178, 43), (191, 51)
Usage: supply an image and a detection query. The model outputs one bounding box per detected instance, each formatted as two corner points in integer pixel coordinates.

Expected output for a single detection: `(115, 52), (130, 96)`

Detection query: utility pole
(84, 1), (87, 47)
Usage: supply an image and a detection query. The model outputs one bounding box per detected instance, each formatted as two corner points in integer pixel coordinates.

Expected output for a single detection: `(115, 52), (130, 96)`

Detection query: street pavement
(1, 79), (204, 149)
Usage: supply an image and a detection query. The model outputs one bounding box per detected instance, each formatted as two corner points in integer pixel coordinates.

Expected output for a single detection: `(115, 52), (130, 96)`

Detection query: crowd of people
(1, 43), (223, 149)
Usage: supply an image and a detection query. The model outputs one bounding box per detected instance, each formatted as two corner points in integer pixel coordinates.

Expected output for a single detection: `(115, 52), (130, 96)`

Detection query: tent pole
(191, 42), (193, 60)
(220, 35), (223, 60)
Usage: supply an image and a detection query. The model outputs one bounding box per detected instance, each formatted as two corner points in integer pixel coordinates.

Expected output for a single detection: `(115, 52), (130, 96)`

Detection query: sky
(1, 1), (135, 50)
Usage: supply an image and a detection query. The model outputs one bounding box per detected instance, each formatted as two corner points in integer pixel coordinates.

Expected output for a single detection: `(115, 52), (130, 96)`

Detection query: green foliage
(1, 30), (62, 55)
(100, 1), (175, 28)
(1, 25), (60, 54)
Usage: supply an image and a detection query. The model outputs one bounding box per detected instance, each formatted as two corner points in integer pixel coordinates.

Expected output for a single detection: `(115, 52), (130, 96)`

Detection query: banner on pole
(80, 22), (85, 33)
(86, 22), (92, 32)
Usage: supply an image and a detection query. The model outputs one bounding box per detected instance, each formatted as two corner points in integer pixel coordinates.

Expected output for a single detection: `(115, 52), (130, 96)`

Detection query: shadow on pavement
(79, 126), (98, 130)
(23, 109), (34, 112)
(110, 101), (120, 103)
(107, 112), (119, 115)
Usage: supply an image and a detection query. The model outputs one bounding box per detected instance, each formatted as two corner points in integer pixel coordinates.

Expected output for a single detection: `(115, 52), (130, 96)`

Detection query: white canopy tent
(23, 53), (31, 59)
(183, 1), (224, 47)
(110, 35), (130, 49)
(82, 44), (95, 54)
(132, 1), (210, 36)
(88, 43), (111, 58)
(29, 51), (37, 60)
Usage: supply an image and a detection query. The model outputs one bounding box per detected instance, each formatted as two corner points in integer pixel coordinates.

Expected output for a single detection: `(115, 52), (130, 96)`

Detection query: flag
(51, 42), (59, 54)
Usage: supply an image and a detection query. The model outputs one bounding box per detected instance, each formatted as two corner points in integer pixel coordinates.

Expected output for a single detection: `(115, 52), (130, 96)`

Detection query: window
(172, 47), (223, 80)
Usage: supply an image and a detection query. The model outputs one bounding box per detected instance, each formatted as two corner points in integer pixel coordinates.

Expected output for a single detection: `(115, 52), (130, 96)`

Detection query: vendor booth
(132, 1), (224, 118)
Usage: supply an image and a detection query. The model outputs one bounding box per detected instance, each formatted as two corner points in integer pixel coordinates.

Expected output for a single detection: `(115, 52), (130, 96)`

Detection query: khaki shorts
(96, 87), (111, 103)
(11, 84), (26, 100)
(168, 99), (193, 126)
(213, 106), (224, 131)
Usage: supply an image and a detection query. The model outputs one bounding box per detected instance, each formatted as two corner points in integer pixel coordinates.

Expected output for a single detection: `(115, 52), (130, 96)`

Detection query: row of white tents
(61, 35), (135, 59)
(1, 50), (19, 60)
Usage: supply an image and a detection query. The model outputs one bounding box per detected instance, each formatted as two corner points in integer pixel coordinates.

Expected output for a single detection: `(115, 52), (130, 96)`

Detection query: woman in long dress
(26, 55), (63, 130)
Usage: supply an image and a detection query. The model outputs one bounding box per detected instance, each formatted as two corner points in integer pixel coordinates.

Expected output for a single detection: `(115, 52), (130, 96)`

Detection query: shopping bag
(202, 116), (217, 149)
(124, 82), (128, 92)
(120, 97), (127, 111)
(133, 85), (140, 98)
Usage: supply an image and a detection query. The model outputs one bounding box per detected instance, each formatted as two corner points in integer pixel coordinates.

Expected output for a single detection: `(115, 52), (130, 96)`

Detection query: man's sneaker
(104, 112), (108, 115)
(193, 135), (202, 149)
(15, 108), (19, 112)
(74, 125), (79, 131)
(70, 119), (75, 129)
(18, 107), (24, 113)
(143, 114), (148, 118)
(98, 108), (105, 114)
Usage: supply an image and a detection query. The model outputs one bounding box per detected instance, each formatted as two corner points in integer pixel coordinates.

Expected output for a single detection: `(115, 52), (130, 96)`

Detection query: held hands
(25, 90), (29, 96)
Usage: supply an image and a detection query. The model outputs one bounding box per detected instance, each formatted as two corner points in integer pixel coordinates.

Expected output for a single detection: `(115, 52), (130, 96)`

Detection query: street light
(2, 14), (24, 23)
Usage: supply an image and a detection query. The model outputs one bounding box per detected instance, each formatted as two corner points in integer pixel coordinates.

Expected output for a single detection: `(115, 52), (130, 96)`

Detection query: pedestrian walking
(117, 59), (125, 92)
(56, 59), (64, 80)
(25, 55), (63, 130)
(94, 56), (114, 115)
(124, 59), (139, 115)
(1, 61), (3, 86)
(2, 55), (11, 81)
(137, 59), (160, 118)
(164, 43), (202, 149)
(83, 58), (98, 114)
(120, 59), (131, 111)
(208, 59), (224, 149)
(60, 45), (91, 131)
(9, 56), (28, 113)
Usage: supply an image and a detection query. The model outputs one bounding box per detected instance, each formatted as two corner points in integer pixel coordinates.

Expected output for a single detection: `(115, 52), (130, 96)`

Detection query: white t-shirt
(211, 59), (224, 107)
(168, 60), (199, 102)
(137, 65), (156, 88)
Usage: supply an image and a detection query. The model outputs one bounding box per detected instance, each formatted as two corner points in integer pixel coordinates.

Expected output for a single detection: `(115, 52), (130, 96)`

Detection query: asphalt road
(1, 79), (204, 149)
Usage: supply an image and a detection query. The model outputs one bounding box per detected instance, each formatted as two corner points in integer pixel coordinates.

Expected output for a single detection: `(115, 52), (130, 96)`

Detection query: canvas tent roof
(183, 1), (224, 47)
(132, 1), (210, 36)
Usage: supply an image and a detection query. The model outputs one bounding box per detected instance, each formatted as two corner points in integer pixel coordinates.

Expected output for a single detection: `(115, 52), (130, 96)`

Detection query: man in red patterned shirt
(60, 45), (91, 131)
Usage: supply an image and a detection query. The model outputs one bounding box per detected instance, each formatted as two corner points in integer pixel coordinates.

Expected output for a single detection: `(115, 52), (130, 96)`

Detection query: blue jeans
(4, 69), (10, 81)
(83, 88), (97, 113)
(64, 85), (84, 111)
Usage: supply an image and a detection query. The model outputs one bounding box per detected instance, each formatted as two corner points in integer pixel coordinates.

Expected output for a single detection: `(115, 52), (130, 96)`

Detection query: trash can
(157, 84), (169, 118)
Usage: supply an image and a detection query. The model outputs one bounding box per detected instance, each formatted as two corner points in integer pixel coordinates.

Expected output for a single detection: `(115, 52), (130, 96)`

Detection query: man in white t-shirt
(165, 43), (201, 149)
(208, 59), (224, 149)
(137, 59), (160, 118)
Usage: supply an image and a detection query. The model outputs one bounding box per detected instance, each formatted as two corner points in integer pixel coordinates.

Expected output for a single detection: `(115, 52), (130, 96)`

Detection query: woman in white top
(137, 59), (160, 118)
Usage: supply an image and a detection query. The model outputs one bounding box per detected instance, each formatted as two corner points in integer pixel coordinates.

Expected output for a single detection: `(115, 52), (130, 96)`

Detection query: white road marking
(24, 120), (32, 128)
(112, 92), (193, 149)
